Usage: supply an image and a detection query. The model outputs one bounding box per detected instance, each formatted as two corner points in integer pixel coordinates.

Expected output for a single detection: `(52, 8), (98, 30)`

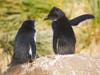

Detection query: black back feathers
(9, 20), (36, 66)
(45, 7), (95, 54)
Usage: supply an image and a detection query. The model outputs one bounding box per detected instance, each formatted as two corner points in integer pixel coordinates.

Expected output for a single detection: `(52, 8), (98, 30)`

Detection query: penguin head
(22, 20), (35, 28)
(44, 7), (65, 21)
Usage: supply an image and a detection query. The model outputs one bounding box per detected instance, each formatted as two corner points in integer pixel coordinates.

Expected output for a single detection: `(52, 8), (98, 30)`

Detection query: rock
(3, 54), (100, 75)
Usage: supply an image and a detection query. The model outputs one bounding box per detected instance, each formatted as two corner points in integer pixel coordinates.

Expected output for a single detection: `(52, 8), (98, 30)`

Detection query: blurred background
(0, 0), (100, 73)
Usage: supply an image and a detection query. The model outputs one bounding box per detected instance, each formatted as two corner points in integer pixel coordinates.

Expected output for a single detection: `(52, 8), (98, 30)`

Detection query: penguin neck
(58, 15), (69, 22)
(53, 16), (70, 27)
(57, 16), (68, 23)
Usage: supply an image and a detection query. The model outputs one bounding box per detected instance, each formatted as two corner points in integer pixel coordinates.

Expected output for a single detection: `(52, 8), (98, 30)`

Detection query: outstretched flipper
(69, 14), (95, 26)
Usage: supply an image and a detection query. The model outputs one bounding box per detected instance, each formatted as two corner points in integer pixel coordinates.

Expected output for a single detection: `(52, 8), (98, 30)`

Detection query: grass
(0, 0), (99, 56)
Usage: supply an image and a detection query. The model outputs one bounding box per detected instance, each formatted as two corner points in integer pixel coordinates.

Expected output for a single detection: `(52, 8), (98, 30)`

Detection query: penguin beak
(44, 16), (49, 20)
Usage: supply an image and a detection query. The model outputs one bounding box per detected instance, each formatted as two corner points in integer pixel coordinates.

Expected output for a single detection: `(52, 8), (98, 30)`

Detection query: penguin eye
(54, 14), (58, 17)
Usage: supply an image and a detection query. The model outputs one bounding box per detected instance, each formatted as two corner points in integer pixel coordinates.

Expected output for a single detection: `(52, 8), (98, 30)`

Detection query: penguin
(9, 20), (36, 66)
(44, 7), (94, 54)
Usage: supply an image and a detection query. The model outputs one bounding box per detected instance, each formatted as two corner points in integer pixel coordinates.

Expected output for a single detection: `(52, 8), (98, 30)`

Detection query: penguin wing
(29, 37), (36, 58)
(69, 14), (95, 26)
(53, 34), (58, 54)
